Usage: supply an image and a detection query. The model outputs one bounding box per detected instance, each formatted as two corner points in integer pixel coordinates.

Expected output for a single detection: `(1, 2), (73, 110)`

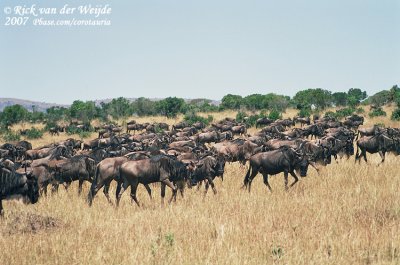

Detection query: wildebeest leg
(161, 179), (177, 204)
(116, 179), (130, 207)
(362, 150), (367, 163)
(0, 200), (3, 217)
(143, 184), (152, 199)
(207, 177), (217, 195)
(284, 171), (289, 190)
(378, 151), (385, 164)
(161, 182), (166, 205)
(115, 180), (122, 206)
(78, 179), (84, 195)
(103, 181), (113, 205)
(289, 171), (299, 188)
(129, 180), (140, 207)
(197, 181), (203, 191)
(51, 183), (59, 194)
(261, 173), (272, 192)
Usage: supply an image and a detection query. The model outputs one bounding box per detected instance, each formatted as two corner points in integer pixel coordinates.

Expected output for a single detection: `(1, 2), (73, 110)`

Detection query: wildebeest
(243, 146), (310, 192)
(53, 155), (96, 195)
(190, 155), (226, 196)
(0, 164), (39, 216)
(355, 134), (400, 164)
(256, 117), (273, 128)
(87, 154), (152, 206)
(116, 155), (190, 206)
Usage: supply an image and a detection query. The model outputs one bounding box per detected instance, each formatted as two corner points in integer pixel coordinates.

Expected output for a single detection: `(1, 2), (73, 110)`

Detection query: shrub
(297, 109), (310, 118)
(268, 110), (282, 121)
(26, 128), (43, 139)
(369, 108), (386, 118)
(335, 108), (355, 119)
(183, 112), (211, 126)
(356, 107), (365, 114)
(391, 108), (400, 121)
(2, 131), (21, 142)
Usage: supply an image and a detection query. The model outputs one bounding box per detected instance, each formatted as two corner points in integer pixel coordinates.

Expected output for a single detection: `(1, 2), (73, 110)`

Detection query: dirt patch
(1, 212), (62, 235)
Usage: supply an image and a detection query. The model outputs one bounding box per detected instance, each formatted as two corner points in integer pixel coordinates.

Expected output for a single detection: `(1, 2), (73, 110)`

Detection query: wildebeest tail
(243, 164), (252, 187)
(87, 164), (100, 205)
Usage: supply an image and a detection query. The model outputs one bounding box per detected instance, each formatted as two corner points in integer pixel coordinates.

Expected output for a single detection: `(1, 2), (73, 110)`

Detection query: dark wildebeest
(116, 155), (190, 206)
(197, 131), (220, 144)
(0, 164), (39, 216)
(256, 117), (273, 128)
(294, 116), (311, 127)
(190, 155), (226, 196)
(355, 134), (400, 164)
(243, 146), (310, 192)
(87, 153), (151, 206)
(53, 155), (96, 195)
(356, 125), (384, 140)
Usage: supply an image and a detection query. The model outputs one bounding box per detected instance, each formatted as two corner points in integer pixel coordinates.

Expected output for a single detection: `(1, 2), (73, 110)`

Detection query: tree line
(1, 85), (399, 131)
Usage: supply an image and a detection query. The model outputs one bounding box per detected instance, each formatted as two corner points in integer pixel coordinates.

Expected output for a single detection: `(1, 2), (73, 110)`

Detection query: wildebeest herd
(1, 113), (400, 216)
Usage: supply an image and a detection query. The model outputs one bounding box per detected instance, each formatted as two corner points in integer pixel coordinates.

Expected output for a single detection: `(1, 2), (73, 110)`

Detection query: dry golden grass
(1, 108), (400, 264)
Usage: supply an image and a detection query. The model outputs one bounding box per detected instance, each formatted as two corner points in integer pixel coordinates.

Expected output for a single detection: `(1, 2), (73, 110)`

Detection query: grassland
(1, 108), (399, 264)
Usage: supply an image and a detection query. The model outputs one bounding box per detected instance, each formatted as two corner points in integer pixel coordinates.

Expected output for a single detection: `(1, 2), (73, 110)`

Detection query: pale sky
(1, 0), (399, 104)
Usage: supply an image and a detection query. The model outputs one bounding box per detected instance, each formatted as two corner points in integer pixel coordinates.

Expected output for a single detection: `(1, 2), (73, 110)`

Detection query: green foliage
(271, 246), (284, 259)
(369, 107), (386, 118)
(156, 97), (186, 118)
(69, 100), (97, 123)
(132, 97), (158, 116)
(293, 88), (332, 110)
(335, 108), (356, 119)
(268, 110), (281, 121)
(356, 107), (365, 114)
(332, 92), (348, 107)
(0, 104), (29, 128)
(183, 112), (211, 126)
(164, 233), (174, 247)
(347, 88), (367, 107)
(26, 127), (43, 139)
(102, 97), (133, 119)
(391, 108), (400, 121)
(368, 90), (391, 107)
(221, 94), (243, 110)
(297, 108), (311, 118)
(2, 131), (21, 142)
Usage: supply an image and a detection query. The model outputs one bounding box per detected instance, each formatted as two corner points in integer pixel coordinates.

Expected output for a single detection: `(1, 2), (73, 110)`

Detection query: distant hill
(0, 98), (69, 112)
(0, 97), (221, 112)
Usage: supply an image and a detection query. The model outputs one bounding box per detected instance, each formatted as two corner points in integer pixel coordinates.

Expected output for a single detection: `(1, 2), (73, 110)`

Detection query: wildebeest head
(215, 155), (226, 177)
(26, 171), (39, 204)
(296, 155), (310, 177)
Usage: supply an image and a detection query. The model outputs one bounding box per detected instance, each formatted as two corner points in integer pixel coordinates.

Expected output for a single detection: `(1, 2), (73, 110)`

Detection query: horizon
(1, 0), (399, 104)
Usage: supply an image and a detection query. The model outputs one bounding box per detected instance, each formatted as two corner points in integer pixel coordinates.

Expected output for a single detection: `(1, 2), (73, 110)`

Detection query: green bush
(335, 108), (355, 119)
(2, 131), (21, 142)
(297, 109), (310, 118)
(26, 128), (43, 139)
(268, 110), (282, 121)
(391, 108), (400, 121)
(356, 107), (365, 114)
(369, 108), (386, 118)
(183, 112), (211, 126)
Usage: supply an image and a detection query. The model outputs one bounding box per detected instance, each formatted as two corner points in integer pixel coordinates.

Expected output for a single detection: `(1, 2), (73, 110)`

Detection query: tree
(368, 90), (391, 107)
(0, 104), (29, 129)
(293, 88), (332, 110)
(132, 97), (158, 116)
(221, 94), (243, 110)
(347, 88), (367, 107)
(156, 97), (186, 118)
(332, 92), (348, 107)
(69, 100), (97, 123)
(102, 97), (133, 119)
(243, 94), (264, 110)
